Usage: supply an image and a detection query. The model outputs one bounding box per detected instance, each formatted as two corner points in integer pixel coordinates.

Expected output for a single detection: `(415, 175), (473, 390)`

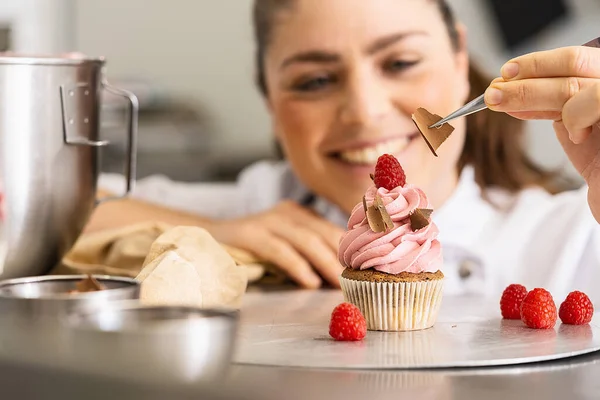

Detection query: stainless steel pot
(0, 55), (138, 279)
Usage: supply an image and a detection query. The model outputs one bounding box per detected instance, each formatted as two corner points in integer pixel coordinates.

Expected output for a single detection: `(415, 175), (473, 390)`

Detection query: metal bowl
(65, 304), (239, 385)
(0, 275), (140, 319)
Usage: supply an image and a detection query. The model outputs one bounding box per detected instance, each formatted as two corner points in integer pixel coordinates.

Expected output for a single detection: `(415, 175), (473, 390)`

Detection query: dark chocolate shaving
(409, 208), (433, 231)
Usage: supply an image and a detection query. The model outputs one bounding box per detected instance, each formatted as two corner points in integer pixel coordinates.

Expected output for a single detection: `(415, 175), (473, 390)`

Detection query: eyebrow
(279, 31), (428, 70)
(366, 31), (428, 54)
(280, 51), (340, 70)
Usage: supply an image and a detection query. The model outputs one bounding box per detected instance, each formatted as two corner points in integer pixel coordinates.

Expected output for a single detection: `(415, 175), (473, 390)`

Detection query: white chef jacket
(100, 160), (600, 304)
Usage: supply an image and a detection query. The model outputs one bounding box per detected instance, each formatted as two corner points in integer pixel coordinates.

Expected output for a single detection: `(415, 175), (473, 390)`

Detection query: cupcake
(338, 154), (444, 331)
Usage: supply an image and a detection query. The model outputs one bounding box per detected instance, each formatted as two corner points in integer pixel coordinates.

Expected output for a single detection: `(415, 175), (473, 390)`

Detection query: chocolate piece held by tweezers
(409, 208), (433, 231)
(412, 107), (455, 157)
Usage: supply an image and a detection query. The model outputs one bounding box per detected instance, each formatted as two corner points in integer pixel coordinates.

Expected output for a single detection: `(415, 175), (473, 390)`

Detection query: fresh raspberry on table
(559, 291), (594, 325)
(520, 288), (557, 329)
(500, 284), (528, 320)
(373, 154), (406, 190)
(329, 302), (367, 341)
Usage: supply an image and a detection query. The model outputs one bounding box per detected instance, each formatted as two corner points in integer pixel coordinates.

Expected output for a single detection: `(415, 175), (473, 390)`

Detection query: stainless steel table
(0, 287), (599, 400)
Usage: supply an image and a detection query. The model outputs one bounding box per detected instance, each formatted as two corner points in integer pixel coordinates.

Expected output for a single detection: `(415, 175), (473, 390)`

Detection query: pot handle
(95, 79), (139, 204)
(61, 80), (139, 203)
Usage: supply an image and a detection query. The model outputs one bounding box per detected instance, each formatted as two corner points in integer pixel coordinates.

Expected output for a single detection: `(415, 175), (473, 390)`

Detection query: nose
(339, 69), (393, 127)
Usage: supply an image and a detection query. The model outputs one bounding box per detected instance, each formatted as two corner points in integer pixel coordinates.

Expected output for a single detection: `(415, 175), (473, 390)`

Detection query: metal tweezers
(429, 36), (600, 129)
(429, 94), (486, 129)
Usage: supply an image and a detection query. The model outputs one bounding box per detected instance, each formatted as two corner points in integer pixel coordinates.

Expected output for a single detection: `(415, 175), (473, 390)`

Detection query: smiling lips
(333, 135), (418, 165)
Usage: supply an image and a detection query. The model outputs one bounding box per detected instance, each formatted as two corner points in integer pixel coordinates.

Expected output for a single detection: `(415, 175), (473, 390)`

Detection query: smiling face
(262, 0), (471, 214)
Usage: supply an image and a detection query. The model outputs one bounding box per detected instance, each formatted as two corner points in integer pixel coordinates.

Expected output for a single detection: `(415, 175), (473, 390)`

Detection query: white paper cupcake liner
(340, 275), (444, 331)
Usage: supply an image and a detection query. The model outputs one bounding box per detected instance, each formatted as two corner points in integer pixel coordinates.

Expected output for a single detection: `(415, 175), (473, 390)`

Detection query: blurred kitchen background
(1, 0), (599, 183)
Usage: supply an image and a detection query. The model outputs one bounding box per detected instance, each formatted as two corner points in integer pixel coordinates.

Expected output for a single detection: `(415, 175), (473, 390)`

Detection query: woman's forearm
(84, 192), (214, 233)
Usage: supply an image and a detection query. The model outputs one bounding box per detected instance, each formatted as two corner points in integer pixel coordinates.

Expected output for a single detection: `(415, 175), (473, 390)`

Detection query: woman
(93, 0), (600, 301)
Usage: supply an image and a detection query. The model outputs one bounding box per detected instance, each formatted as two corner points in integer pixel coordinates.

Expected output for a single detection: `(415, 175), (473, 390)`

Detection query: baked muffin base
(341, 267), (444, 283)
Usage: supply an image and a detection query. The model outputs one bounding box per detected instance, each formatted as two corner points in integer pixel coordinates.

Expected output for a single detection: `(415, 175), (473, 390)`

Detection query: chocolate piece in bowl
(69, 275), (107, 294)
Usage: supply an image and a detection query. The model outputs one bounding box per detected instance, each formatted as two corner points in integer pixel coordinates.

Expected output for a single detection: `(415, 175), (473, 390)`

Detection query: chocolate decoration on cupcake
(364, 194), (394, 233)
(409, 208), (433, 232)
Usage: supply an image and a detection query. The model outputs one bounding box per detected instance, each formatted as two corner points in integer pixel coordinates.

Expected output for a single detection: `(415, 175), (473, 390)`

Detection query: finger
(246, 230), (322, 289)
(562, 83), (600, 144)
(277, 201), (344, 251)
(296, 215), (344, 252)
(506, 111), (562, 121)
(500, 46), (600, 81)
(61, 52), (87, 59)
(554, 120), (574, 153)
(484, 77), (598, 112)
(271, 225), (343, 288)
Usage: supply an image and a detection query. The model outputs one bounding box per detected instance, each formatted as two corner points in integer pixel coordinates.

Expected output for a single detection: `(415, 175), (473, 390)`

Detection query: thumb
(554, 120), (585, 176)
(554, 120), (572, 150)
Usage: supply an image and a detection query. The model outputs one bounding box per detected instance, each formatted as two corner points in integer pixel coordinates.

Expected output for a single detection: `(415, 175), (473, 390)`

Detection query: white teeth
(339, 138), (410, 165)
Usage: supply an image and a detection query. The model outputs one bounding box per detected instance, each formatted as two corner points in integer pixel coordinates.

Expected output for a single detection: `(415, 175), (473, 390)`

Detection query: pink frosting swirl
(338, 185), (442, 274)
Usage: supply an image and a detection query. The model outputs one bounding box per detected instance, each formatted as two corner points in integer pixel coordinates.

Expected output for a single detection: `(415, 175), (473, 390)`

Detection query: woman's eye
(293, 75), (336, 92)
(384, 59), (419, 73)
